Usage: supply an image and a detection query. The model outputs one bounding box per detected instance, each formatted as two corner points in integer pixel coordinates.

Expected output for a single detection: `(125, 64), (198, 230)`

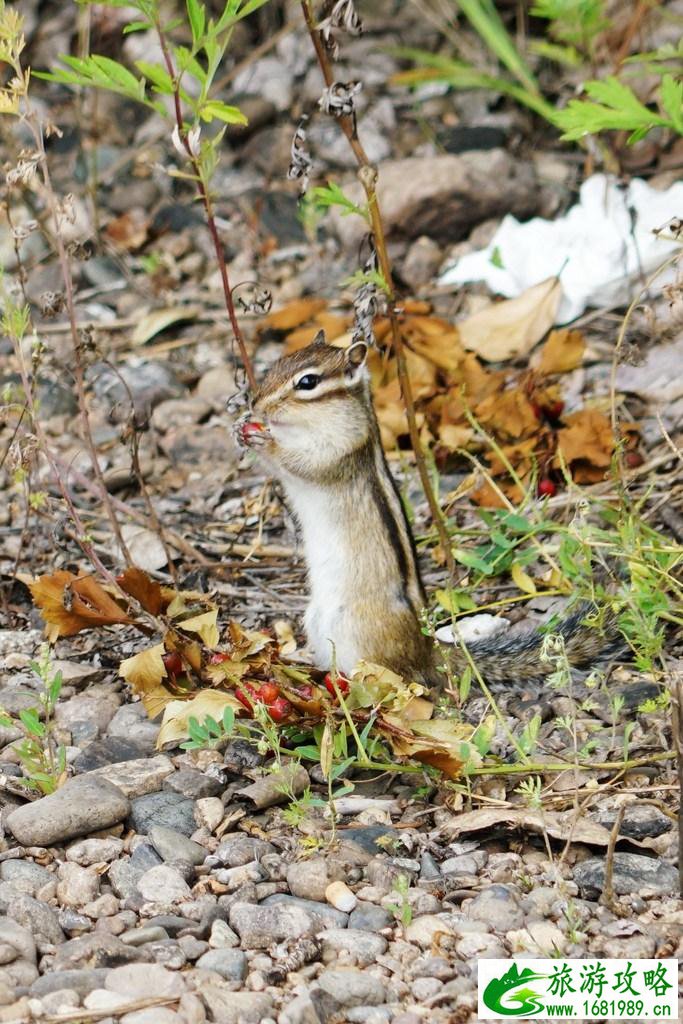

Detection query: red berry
(239, 420), (266, 446)
(162, 651), (183, 677)
(267, 696), (292, 722)
(235, 688), (254, 714)
(538, 478), (557, 498)
(546, 400), (565, 420)
(624, 451), (644, 468)
(209, 652), (231, 664)
(258, 682), (280, 705)
(323, 672), (350, 697)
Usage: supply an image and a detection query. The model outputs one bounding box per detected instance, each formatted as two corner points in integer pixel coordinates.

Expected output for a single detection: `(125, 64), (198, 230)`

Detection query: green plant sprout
(0, 644), (67, 794)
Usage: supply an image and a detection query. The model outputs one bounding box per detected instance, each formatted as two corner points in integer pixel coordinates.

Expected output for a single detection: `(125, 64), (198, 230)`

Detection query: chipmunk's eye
(294, 373), (321, 391)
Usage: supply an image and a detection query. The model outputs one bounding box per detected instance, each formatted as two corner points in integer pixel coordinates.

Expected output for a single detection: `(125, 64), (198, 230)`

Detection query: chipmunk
(236, 334), (617, 688)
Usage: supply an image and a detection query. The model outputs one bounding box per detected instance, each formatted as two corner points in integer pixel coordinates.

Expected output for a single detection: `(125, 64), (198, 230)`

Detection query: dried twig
(601, 803), (626, 909)
(40, 996), (177, 1024)
(298, 0), (455, 574)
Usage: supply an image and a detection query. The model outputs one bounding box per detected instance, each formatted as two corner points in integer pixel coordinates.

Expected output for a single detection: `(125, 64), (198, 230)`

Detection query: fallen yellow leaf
(458, 278), (561, 362)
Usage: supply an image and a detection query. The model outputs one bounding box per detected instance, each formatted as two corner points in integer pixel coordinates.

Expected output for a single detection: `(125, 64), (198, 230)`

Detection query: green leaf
(173, 45), (208, 85)
(90, 55), (141, 94)
(222, 706), (235, 733)
(19, 709), (44, 737)
(187, 716), (207, 743)
(293, 745), (322, 760)
(135, 60), (174, 94)
(215, 0), (270, 33)
(199, 99), (248, 124)
(453, 548), (496, 575)
(204, 714), (222, 738)
(555, 76), (669, 140)
(187, 0), (206, 45)
(660, 74), (683, 134)
(123, 21), (153, 34)
(456, 0), (540, 95)
(528, 39), (581, 67)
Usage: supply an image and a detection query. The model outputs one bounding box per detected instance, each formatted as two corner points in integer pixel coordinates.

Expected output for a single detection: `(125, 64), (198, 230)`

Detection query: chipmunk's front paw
(234, 414), (272, 450)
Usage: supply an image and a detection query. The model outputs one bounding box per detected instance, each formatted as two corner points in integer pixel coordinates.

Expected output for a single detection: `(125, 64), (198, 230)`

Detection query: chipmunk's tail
(447, 603), (626, 686)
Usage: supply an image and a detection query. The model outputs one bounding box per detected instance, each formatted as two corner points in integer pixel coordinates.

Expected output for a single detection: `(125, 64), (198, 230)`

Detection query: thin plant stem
(22, 111), (133, 567)
(153, 16), (256, 391)
(299, 0), (455, 575)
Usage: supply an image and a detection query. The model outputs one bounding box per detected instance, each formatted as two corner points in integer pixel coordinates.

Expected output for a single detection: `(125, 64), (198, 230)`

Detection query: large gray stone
(0, 859), (54, 896)
(200, 988), (273, 1024)
(316, 967), (386, 1007)
(129, 792), (196, 836)
(574, 853), (679, 898)
(333, 151), (538, 246)
(195, 947), (247, 982)
(6, 776), (130, 846)
(1, 894), (64, 949)
(229, 901), (318, 949)
(149, 825), (206, 867)
(30, 968), (109, 997)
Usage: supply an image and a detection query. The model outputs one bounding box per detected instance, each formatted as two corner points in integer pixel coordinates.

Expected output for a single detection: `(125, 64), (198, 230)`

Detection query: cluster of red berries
(162, 648), (352, 725)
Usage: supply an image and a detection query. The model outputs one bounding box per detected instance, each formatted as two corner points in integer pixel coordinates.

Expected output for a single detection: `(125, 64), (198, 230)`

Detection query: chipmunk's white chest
(280, 475), (364, 671)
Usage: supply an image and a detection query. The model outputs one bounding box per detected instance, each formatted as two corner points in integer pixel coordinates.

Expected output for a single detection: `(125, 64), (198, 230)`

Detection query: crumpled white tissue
(439, 173), (683, 323)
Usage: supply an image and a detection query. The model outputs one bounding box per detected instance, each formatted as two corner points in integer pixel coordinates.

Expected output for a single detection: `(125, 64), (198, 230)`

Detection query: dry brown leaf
(379, 714), (473, 779)
(119, 643), (166, 693)
(535, 328), (586, 375)
(486, 437), (541, 478)
(458, 278), (561, 362)
(264, 298), (327, 331)
(556, 409), (615, 474)
(475, 387), (539, 441)
(285, 313), (351, 351)
(273, 620), (297, 656)
(402, 316), (466, 373)
(104, 209), (149, 251)
(30, 571), (134, 640)
(116, 567), (167, 616)
(471, 478), (525, 508)
(444, 807), (612, 846)
(437, 423), (474, 452)
(179, 609), (220, 649)
(131, 306), (199, 346)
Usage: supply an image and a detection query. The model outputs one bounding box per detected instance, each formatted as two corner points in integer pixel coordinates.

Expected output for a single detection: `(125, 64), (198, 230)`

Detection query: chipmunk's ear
(311, 329), (328, 348)
(344, 341), (368, 379)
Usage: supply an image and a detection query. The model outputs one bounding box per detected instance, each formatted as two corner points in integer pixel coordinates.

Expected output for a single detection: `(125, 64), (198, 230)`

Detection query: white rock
(56, 863), (100, 908)
(325, 881), (357, 913)
(105, 963), (186, 999)
(208, 919), (240, 949)
(137, 865), (191, 904)
(194, 797), (224, 832)
(66, 837), (124, 865)
(84, 989), (132, 1010)
(90, 755), (174, 798)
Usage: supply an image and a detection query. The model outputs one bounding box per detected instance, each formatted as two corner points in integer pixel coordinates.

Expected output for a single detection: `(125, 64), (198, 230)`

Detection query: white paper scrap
(439, 174), (683, 323)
